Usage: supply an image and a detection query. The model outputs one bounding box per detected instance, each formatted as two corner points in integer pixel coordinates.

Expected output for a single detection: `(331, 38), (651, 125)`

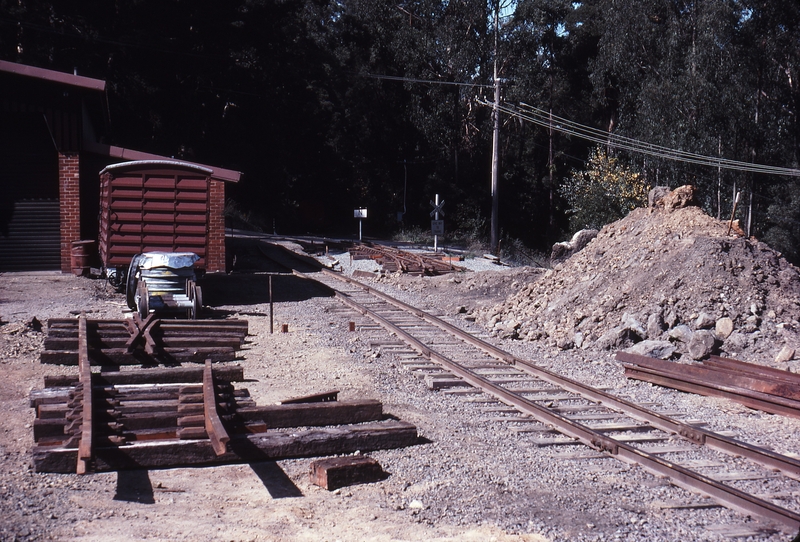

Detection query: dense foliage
(1, 1), (798, 260)
(560, 146), (648, 231)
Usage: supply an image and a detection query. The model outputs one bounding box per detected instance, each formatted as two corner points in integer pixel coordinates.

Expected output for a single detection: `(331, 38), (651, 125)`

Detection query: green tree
(560, 146), (648, 231)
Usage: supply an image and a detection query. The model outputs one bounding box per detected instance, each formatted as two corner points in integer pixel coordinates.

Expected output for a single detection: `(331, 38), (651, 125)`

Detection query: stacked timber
(41, 317), (249, 365)
(30, 364), (418, 473)
(349, 243), (462, 276)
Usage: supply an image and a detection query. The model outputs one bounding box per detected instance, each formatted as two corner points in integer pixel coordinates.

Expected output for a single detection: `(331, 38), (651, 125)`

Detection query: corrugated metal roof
(100, 160), (213, 176)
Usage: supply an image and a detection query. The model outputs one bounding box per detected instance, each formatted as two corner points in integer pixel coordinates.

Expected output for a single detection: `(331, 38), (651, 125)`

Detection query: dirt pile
(480, 201), (800, 365)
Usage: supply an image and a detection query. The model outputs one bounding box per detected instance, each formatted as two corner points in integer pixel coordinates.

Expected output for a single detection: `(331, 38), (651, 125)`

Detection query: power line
(480, 99), (800, 178)
(366, 73), (493, 88)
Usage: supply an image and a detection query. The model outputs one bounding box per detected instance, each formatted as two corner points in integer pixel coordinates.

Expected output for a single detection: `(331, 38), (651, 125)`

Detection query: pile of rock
(480, 186), (800, 365)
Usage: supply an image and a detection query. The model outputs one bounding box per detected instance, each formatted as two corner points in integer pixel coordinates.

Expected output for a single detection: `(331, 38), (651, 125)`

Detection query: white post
(359, 218), (362, 241)
(433, 193), (439, 252)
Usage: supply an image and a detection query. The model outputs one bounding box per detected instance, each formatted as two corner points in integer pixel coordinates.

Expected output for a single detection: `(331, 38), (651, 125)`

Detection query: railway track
(291, 264), (800, 536)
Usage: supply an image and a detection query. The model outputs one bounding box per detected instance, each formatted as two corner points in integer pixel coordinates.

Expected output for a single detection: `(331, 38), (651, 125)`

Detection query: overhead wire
(367, 73), (493, 88)
(479, 98), (800, 178)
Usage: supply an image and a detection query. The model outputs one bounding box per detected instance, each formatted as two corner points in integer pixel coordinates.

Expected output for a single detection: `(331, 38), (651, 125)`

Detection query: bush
(560, 147), (649, 232)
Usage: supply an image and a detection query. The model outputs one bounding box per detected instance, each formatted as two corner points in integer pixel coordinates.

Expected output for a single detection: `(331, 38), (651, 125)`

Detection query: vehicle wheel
(126, 254), (143, 310)
(192, 285), (203, 320)
(137, 281), (149, 319)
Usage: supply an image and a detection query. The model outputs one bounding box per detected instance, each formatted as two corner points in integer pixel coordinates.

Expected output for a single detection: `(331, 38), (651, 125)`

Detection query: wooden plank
(34, 418), (70, 440)
(279, 390), (339, 404)
(33, 420), (419, 473)
(45, 336), (244, 350)
(236, 400), (383, 428)
(43, 366), (244, 387)
(204, 360), (229, 455)
(77, 315), (92, 474)
(37, 403), (69, 419)
(30, 387), (74, 407)
(40, 347), (238, 365)
(310, 456), (385, 490)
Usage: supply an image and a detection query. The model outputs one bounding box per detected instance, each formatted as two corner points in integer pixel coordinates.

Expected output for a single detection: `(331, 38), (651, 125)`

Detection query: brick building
(0, 60), (240, 273)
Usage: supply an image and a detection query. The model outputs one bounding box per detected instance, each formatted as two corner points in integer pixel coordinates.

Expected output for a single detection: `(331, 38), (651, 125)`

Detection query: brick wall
(59, 152), (81, 273)
(206, 179), (226, 273)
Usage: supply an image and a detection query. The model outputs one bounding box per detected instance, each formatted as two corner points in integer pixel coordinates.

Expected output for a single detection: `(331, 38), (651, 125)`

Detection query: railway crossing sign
(429, 199), (445, 217)
(431, 220), (444, 235)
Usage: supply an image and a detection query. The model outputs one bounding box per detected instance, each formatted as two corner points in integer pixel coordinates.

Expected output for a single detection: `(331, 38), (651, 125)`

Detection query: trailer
(97, 160), (223, 287)
(126, 251), (203, 319)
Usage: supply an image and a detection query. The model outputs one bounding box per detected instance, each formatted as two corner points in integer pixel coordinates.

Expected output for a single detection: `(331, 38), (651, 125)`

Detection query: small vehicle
(125, 252), (203, 319)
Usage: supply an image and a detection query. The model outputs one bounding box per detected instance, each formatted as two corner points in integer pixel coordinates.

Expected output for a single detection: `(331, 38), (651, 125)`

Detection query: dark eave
(0, 59), (105, 92)
(86, 141), (241, 183)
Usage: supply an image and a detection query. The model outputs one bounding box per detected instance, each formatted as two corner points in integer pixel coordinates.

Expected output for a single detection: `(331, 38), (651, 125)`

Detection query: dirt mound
(481, 204), (800, 365)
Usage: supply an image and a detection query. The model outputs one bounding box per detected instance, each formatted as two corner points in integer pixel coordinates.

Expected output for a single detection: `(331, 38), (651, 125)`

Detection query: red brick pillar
(206, 179), (226, 273)
(59, 152), (81, 273)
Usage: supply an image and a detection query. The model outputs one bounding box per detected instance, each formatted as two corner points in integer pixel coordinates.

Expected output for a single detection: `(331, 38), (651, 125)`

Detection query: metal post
(359, 219), (362, 241)
(269, 274), (274, 334)
(490, 0), (500, 254)
(434, 193), (439, 252)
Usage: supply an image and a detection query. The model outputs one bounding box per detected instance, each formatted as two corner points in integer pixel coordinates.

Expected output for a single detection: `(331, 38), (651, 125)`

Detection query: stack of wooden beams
(40, 316), (249, 365)
(31, 364), (418, 473)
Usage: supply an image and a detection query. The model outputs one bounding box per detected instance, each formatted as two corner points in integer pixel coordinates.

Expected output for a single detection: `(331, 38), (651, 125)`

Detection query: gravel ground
(1, 242), (799, 541)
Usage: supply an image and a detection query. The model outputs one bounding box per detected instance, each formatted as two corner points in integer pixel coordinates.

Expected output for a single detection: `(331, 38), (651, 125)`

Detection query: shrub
(560, 147), (649, 232)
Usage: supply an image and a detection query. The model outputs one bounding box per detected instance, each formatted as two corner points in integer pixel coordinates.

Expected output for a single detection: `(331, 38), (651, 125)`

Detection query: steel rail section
(299, 268), (800, 530)
(77, 315), (93, 474)
(204, 359), (230, 455)
(623, 364), (800, 419)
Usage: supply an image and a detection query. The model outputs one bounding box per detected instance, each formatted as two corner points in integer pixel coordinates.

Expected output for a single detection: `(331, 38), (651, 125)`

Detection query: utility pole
(490, 0), (500, 254)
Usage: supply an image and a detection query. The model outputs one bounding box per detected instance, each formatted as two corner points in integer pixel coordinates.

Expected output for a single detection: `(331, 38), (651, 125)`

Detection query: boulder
(556, 335), (574, 350)
(694, 312), (716, 330)
(662, 185), (697, 211)
(624, 340), (676, 359)
(668, 324), (694, 344)
(596, 327), (638, 350)
(775, 345), (795, 363)
(620, 312), (647, 340)
(646, 313), (666, 339)
(648, 186), (670, 208)
(551, 229), (599, 262)
(715, 317), (734, 339)
(688, 329), (717, 360)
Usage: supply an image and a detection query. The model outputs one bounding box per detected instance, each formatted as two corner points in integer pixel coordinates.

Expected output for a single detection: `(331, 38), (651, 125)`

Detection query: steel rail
(301, 268), (800, 531)
(203, 359), (230, 455)
(317, 269), (800, 479)
(77, 315), (93, 474)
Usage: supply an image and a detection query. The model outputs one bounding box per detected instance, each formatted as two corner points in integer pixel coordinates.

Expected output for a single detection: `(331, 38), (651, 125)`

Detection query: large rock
(775, 345), (795, 363)
(621, 312), (647, 339)
(596, 327), (638, 350)
(624, 340), (676, 359)
(551, 229), (599, 263)
(688, 329), (717, 360)
(715, 317), (734, 339)
(648, 186), (670, 208)
(694, 312), (716, 330)
(668, 324), (694, 344)
(662, 185), (697, 210)
(646, 313), (666, 339)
